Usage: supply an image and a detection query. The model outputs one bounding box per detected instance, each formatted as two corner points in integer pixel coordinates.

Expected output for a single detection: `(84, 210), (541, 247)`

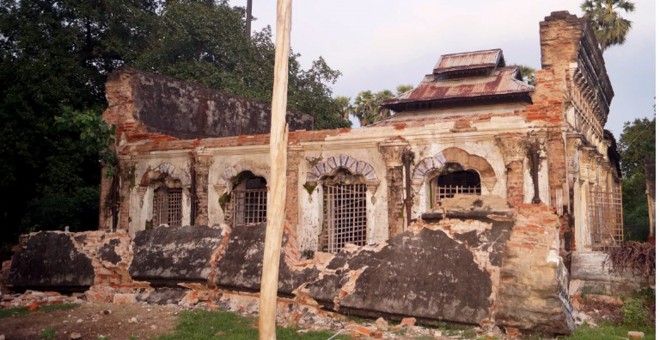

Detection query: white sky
(229, 0), (656, 138)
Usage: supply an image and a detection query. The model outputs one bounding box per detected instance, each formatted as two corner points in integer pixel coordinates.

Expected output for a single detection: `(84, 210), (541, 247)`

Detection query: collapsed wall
(104, 68), (314, 140)
(3, 198), (574, 334)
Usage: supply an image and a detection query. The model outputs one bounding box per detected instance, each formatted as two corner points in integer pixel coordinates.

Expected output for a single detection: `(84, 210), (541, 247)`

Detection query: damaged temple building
(6, 11), (629, 334)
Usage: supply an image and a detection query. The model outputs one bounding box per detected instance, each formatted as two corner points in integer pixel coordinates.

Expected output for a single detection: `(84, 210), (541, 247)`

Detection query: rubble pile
(1, 290), (84, 309)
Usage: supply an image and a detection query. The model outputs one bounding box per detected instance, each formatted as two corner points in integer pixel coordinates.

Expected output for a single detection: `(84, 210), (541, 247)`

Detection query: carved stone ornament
(495, 134), (525, 165)
(138, 187), (148, 208)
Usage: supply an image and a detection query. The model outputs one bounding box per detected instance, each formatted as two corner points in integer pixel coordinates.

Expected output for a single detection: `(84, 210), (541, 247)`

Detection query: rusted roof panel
(433, 49), (503, 75)
(382, 67), (534, 111)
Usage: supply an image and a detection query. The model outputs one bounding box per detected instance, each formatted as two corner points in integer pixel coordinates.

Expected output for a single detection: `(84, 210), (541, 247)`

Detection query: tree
(0, 0), (348, 247)
(350, 90), (393, 126)
(618, 117), (655, 241)
(135, 1), (349, 129)
(396, 85), (413, 96)
(0, 0), (159, 246)
(510, 64), (536, 86)
(334, 96), (353, 121)
(348, 85), (413, 126)
(581, 0), (636, 51)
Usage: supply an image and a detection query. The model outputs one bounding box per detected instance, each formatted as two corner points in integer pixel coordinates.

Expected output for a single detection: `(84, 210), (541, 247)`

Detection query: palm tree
(351, 90), (394, 126)
(581, 0), (636, 51)
(334, 96), (353, 121)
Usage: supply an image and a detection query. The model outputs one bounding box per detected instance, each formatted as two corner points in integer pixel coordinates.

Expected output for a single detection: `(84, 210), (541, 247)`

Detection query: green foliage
(622, 298), (648, 327)
(622, 173), (650, 240)
(510, 64), (537, 86)
(40, 327), (57, 340)
(436, 321), (476, 338)
(347, 85), (413, 126)
(351, 90), (394, 126)
(157, 309), (346, 340)
(40, 303), (79, 313)
(565, 289), (655, 339)
(55, 107), (117, 177)
(134, 2), (349, 130)
(0, 303), (78, 320)
(618, 117), (655, 241)
(396, 85), (414, 96)
(566, 322), (655, 340)
(621, 289), (655, 328)
(0, 0), (346, 244)
(0, 0), (158, 243)
(0, 306), (30, 319)
(619, 117), (655, 178)
(581, 0), (636, 51)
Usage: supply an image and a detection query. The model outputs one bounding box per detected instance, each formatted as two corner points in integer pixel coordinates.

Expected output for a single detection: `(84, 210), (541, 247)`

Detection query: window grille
(153, 187), (182, 227)
(588, 185), (623, 250)
(432, 169), (481, 208)
(435, 184), (481, 203)
(320, 183), (367, 253)
(233, 175), (268, 227)
(233, 188), (268, 226)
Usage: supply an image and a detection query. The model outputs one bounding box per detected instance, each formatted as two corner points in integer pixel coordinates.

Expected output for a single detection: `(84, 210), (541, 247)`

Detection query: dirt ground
(0, 302), (180, 340)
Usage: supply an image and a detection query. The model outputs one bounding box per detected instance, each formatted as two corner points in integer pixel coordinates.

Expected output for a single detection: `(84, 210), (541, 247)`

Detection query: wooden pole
(258, 0), (291, 339)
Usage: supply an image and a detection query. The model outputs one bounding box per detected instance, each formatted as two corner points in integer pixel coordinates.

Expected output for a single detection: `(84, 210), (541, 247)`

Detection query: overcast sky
(228, 0), (655, 138)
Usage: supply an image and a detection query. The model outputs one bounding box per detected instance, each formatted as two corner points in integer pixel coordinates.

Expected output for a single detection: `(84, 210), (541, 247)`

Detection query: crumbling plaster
(126, 155), (193, 234)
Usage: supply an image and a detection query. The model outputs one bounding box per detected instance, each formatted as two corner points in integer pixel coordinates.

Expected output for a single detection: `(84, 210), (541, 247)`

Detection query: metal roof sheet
(382, 66), (534, 111)
(433, 49), (503, 75)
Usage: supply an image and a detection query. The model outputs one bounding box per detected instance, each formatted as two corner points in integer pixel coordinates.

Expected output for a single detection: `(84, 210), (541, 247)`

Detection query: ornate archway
(412, 147), (496, 191)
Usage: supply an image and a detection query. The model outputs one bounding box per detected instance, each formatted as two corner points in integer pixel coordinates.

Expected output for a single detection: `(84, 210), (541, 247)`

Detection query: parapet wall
(4, 203), (574, 334)
(104, 68), (314, 140)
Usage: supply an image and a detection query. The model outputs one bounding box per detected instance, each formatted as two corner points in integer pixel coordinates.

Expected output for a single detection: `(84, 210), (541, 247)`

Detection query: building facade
(100, 11), (622, 256)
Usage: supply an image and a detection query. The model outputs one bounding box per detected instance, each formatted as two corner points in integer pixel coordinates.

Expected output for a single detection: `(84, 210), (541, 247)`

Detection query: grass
(564, 322), (655, 340)
(437, 321), (476, 338)
(40, 326), (56, 340)
(157, 309), (349, 340)
(0, 303), (79, 319)
(0, 306), (30, 319)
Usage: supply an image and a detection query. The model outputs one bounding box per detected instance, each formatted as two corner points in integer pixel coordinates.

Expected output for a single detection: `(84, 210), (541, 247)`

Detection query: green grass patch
(40, 326), (57, 340)
(0, 303), (79, 320)
(157, 309), (348, 340)
(0, 307), (29, 319)
(40, 303), (79, 313)
(564, 322), (655, 340)
(437, 321), (476, 337)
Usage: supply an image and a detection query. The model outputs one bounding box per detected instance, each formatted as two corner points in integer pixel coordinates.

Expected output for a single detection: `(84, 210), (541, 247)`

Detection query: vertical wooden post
(258, 0), (291, 339)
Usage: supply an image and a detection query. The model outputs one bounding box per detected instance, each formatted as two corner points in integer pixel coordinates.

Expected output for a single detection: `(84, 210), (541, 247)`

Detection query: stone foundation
(4, 203), (574, 334)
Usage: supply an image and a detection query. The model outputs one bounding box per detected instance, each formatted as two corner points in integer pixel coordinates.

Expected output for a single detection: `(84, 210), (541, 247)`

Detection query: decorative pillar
(117, 158), (133, 231)
(378, 140), (408, 237)
(192, 149), (214, 226)
(495, 134), (525, 206)
(284, 147), (304, 260)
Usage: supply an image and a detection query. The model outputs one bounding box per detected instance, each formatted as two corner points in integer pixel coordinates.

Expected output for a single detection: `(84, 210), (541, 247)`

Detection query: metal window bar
(168, 190), (182, 227)
(233, 188), (268, 227)
(435, 184), (481, 206)
(588, 185), (623, 250)
(153, 188), (182, 227)
(153, 188), (166, 226)
(321, 184), (367, 253)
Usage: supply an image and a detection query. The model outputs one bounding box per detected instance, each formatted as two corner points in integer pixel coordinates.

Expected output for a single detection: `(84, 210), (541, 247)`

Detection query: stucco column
(98, 164), (114, 231)
(117, 158), (133, 232)
(378, 140), (408, 237)
(495, 134), (525, 206)
(284, 148), (303, 260)
(192, 150), (214, 226)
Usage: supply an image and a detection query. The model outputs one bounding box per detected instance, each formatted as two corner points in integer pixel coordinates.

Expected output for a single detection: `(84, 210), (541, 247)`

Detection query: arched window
(320, 169), (367, 253)
(152, 179), (183, 227)
(233, 172), (268, 227)
(430, 164), (481, 209)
